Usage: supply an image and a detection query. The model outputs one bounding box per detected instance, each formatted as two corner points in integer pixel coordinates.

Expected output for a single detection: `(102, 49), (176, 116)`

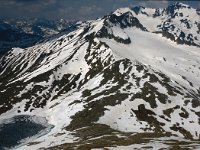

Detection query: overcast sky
(0, 0), (199, 21)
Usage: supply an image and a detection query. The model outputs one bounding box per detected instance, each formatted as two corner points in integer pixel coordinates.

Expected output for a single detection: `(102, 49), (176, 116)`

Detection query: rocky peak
(165, 2), (191, 18)
(132, 6), (145, 15)
(105, 11), (147, 30)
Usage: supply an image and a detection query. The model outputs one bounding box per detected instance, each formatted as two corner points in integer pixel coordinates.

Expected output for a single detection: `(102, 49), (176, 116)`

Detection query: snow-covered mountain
(5, 18), (77, 37)
(0, 2), (200, 149)
(0, 18), (78, 54)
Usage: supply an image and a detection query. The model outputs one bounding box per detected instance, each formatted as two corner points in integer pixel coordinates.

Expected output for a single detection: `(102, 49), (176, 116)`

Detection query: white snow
(98, 97), (152, 132)
(100, 28), (200, 92)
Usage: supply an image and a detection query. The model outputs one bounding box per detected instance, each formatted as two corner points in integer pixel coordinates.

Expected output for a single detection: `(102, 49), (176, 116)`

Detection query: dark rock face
(165, 3), (191, 18)
(180, 19), (192, 29)
(197, 23), (200, 34)
(107, 12), (147, 30)
(97, 26), (131, 44)
(97, 11), (147, 44)
(156, 20), (199, 47)
(153, 9), (162, 17)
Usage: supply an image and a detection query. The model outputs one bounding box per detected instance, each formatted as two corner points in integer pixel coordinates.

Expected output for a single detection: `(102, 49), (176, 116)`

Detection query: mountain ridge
(0, 2), (200, 149)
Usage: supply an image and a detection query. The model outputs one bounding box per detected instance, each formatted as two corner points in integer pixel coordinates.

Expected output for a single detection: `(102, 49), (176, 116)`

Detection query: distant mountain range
(0, 2), (200, 150)
(0, 18), (79, 54)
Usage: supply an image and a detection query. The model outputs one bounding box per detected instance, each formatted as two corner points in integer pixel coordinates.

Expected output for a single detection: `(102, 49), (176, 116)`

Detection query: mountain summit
(0, 3), (200, 149)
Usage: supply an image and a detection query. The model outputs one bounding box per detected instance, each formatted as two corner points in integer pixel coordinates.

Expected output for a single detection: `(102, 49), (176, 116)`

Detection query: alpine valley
(0, 2), (200, 150)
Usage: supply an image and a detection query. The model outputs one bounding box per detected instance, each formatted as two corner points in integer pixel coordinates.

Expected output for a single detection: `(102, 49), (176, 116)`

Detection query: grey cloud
(138, 0), (169, 8)
(0, 0), (199, 20)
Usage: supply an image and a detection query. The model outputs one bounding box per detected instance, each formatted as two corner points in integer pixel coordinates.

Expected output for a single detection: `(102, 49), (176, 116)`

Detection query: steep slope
(0, 3), (200, 150)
